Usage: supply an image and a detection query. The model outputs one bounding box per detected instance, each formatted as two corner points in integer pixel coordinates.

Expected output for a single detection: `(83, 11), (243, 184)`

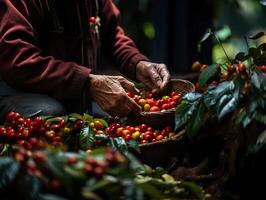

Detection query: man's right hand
(88, 74), (141, 116)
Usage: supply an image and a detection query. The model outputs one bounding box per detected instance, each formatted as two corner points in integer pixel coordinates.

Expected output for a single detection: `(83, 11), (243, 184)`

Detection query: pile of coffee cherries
(0, 112), (81, 150)
(106, 123), (176, 144)
(127, 91), (182, 112)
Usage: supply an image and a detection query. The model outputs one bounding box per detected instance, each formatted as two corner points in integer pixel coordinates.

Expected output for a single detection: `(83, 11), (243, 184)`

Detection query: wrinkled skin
(89, 75), (141, 116)
(89, 62), (170, 116)
(136, 61), (171, 94)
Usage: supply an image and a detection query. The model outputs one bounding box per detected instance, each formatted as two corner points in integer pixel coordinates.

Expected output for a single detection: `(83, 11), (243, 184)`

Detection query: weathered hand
(88, 74), (141, 116)
(136, 61), (171, 94)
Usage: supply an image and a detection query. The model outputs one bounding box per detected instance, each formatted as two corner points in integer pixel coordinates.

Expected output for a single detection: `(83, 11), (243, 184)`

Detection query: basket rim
(139, 108), (175, 116)
(139, 129), (185, 148)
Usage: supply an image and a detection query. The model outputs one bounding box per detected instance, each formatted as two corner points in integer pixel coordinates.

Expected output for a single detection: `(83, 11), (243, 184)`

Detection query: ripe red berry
(227, 65), (236, 73)
(67, 156), (78, 165)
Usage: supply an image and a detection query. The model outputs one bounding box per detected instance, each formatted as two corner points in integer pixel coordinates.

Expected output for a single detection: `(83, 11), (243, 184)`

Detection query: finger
(127, 96), (142, 114)
(147, 65), (163, 88)
(157, 64), (171, 90)
(142, 78), (156, 90)
(119, 77), (140, 94)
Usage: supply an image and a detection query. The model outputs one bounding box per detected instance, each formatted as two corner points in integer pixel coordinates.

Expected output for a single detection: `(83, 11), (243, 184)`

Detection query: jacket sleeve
(100, 0), (149, 80)
(0, 0), (91, 100)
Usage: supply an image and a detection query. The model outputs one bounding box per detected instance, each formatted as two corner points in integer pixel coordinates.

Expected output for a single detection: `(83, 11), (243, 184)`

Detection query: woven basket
(130, 79), (194, 128)
(132, 130), (185, 168)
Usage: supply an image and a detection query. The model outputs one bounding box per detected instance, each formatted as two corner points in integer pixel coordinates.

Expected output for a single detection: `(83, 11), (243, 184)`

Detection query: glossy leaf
(199, 28), (213, 44)
(0, 157), (19, 190)
(256, 129), (266, 144)
(198, 64), (219, 87)
(254, 111), (266, 124)
(109, 137), (128, 153)
(79, 126), (95, 150)
(181, 181), (205, 200)
(218, 96), (238, 120)
(183, 92), (203, 102)
(204, 81), (234, 109)
(186, 101), (206, 138)
(82, 113), (93, 122)
(175, 102), (193, 131)
(127, 140), (140, 153)
(20, 176), (41, 200)
(249, 47), (261, 59)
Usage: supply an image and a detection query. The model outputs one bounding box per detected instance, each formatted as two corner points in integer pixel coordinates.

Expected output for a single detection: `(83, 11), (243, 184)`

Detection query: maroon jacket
(0, 0), (148, 100)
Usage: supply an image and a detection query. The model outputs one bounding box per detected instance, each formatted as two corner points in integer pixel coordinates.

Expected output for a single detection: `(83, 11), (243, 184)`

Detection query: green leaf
(204, 81), (234, 109)
(198, 28), (213, 52)
(256, 129), (266, 144)
(38, 194), (68, 200)
(181, 181), (205, 200)
(82, 113), (93, 122)
(249, 47), (261, 59)
(79, 126), (95, 150)
(249, 32), (265, 40)
(81, 187), (102, 200)
(199, 28), (212, 44)
(251, 71), (262, 90)
(136, 180), (164, 199)
(127, 140), (140, 153)
(21, 176), (41, 200)
(174, 102), (193, 131)
(108, 137), (128, 153)
(198, 64), (219, 87)
(186, 101), (206, 138)
(183, 92), (203, 102)
(254, 56), (266, 66)
(64, 166), (85, 179)
(95, 134), (109, 141)
(254, 111), (266, 124)
(218, 96), (238, 120)
(0, 157), (20, 190)
(124, 153), (143, 171)
(233, 78), (244, 100)
(69, 113), (83, 120)
(175, 93), (203, 131)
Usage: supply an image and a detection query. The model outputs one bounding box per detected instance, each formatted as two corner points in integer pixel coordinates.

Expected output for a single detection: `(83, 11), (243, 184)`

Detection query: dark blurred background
(100, 0), (266, 76)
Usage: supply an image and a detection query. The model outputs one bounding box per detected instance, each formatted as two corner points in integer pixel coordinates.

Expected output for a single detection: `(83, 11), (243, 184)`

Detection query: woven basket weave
(130, 79), (194, 128)
(132, 130), (185, 168)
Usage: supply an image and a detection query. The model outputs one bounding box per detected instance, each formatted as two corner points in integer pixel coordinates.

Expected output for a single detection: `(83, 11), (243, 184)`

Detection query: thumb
(118, 76), (140, 94)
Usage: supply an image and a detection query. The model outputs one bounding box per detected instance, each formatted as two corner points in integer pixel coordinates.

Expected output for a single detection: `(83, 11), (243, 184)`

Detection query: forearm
(100, 0), (149, 80)
(0, 0), (91, 100)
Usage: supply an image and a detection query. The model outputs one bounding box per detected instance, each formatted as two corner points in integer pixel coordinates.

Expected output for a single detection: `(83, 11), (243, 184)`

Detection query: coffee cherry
(143, 104), (151, 112)
(74, 119), (84, 130)
(150, 106), (160, 112)
(94, 120), (104, 130)
(67, 156), (78, 165)
(51, 179), (61, 189)
(34, 151), (47, 162)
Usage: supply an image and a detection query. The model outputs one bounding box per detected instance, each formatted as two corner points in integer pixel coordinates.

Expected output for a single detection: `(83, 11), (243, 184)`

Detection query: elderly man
(0, 0), (170, 118)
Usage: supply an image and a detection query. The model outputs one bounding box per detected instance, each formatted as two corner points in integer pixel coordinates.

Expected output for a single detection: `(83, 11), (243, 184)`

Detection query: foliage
(0, 147), (206, 200)
(0, 113), (206, 199)
(175, 32), (266, 138)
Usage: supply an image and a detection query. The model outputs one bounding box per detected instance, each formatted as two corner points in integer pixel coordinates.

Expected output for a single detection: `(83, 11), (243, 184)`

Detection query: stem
(244, 36), (252, 76)
(213, 33), (232, 64)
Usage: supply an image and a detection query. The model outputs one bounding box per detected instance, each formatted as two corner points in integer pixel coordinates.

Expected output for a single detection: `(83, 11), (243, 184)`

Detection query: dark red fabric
(0, 0), (148, 100)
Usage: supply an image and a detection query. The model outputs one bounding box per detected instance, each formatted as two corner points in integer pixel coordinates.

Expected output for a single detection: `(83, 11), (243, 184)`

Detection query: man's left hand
(136, 61), (171, 94)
